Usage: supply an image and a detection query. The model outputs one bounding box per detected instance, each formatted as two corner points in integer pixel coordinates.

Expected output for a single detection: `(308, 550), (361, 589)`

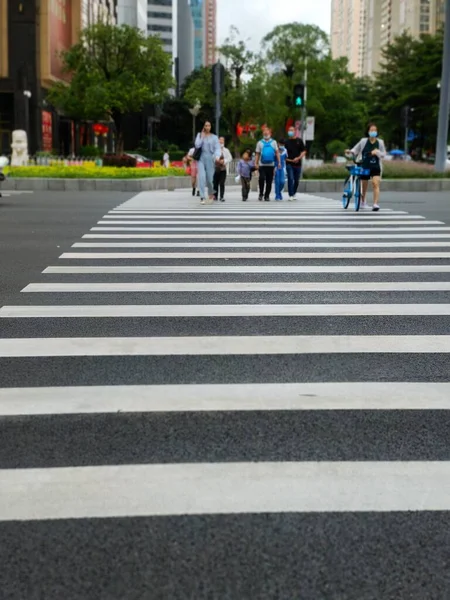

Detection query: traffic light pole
(215, 62), (221, 135)
(301, 58), (308, 144)
(435, 0), (450, 172)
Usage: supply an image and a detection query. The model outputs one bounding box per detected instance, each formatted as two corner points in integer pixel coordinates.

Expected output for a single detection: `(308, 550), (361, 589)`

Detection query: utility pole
(401, 105), (411, 156)
(435, 0), (450, 172)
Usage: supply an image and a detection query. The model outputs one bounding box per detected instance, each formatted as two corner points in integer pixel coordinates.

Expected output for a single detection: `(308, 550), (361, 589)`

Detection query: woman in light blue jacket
(349, 123), (387, 211)
(195, 121), (221, 204)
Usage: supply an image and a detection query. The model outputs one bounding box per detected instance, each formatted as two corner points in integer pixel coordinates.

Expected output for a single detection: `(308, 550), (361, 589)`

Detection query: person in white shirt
(162, 150), (170, 168)
(213, 136), (233, 202)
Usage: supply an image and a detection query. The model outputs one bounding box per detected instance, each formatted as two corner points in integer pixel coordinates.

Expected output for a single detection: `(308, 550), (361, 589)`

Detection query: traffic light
(293, 83), (305, 108)
(212, 62), (225, 95)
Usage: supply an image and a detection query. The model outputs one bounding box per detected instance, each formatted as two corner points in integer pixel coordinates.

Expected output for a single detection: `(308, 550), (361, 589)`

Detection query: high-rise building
(147, 0), (175, 57)
(203, 0), (216, 65)
(361, 0), (383, 76)
(0, 0), (117, 155)
(190, 0), (204, 69)
(360, 0), (447, 76)
(331, 0), (366, 75)
(177, 0), (195, 85)
(117, 0), (147, 32)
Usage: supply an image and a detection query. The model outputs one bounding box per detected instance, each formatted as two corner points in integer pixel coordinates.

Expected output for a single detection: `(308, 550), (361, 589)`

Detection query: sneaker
(372, 204), (380, 212)
(192, 187), (196, 196)
(220, 197), (225, 202)
(258, 195), (263, 201)
(196, 191), (200, 197)
(288, 196), (294, 201)
(200, 198), (205, 204)
(264, 198), (270, 202)
(360, 201), (368, 210)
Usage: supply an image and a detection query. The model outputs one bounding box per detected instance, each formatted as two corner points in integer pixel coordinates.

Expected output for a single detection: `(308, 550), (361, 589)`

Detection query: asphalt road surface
(1, 186), (450, 599)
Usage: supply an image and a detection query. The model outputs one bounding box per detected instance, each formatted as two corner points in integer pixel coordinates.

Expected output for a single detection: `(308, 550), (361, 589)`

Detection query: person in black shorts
(348, 123), (387, 211)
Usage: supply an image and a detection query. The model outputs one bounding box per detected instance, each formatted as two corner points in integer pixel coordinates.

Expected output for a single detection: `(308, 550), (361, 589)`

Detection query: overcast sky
(217, 0), (332, 50)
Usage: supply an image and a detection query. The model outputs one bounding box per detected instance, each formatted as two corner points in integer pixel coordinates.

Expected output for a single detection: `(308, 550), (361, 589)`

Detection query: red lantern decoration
(93, 123), (103, 136)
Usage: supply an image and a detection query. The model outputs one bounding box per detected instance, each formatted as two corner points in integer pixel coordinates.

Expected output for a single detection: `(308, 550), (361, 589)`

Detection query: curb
(1, 177), (450, 193)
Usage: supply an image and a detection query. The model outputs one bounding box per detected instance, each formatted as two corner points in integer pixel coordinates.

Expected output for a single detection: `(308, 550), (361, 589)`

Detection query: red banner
(50, 0), (72, 80)
(42, 111), (53, 152)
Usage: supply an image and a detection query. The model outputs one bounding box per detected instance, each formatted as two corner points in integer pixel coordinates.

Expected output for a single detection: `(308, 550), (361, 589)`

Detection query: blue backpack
(260, 139), (276, 164)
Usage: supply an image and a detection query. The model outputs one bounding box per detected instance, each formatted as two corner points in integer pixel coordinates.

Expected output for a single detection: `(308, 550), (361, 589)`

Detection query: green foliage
(48, 24), (173, 153)
(79, 145), (102, 158)
(326, 140), (347, 157)
(179, 23), (444, 159)
(372, 31), (443, 150)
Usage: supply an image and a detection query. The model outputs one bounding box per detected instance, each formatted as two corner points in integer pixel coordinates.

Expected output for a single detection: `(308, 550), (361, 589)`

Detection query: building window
(148, 0), (171, 4)
(147, 24), (172, 32)
(147, 10), (172, 18)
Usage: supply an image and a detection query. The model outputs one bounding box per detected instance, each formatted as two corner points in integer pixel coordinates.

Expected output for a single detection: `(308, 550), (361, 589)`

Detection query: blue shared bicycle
(342, 155), (370, 211)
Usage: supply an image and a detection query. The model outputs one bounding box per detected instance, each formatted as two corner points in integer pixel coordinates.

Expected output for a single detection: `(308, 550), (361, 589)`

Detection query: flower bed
(5, 166), (186, 179)
(304, 161), (450, 180)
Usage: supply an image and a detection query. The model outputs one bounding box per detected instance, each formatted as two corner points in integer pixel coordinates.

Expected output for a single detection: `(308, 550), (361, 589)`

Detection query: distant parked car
(334, 156), (347, 164)
(125, 153), (153, 168)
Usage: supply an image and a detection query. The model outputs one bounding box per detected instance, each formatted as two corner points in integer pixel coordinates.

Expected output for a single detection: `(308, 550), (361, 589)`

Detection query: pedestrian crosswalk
(1, 188), (450, 597)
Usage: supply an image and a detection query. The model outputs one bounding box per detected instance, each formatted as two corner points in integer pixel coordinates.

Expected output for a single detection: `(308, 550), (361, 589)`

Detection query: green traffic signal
(295, 97), (302, 106)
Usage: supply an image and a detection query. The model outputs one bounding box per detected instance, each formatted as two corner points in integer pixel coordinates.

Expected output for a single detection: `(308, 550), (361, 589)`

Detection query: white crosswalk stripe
(1, 188), (450, 595)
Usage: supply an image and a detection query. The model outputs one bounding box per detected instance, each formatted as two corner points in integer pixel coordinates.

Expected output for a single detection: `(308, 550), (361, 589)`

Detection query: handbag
(192, 146), (202, 161)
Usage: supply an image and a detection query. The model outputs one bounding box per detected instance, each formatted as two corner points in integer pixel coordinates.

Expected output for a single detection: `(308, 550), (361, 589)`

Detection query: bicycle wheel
(354, 177), (361, 211)
(342, 175), (352, 209)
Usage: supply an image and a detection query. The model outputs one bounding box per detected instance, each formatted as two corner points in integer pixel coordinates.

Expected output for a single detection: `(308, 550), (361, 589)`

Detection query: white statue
(11, 130), (28, 167)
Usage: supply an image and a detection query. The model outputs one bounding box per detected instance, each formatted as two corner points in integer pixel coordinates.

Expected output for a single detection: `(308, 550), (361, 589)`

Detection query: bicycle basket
(346, 165), (370, 176)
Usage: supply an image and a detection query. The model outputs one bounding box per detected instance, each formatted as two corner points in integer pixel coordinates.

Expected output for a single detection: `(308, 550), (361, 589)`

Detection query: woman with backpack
(348, 123), (387, 211)
(254, 127), (281, 201)
(194, 121), (222, 205)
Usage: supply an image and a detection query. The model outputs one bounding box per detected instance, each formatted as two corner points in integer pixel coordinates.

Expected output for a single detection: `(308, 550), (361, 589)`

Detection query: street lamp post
(189, 102), (201, 143)
(434, 0), (450, 172)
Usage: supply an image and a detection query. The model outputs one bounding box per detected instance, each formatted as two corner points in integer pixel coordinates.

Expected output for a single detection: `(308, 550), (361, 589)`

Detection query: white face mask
(220, 143), (224, 148)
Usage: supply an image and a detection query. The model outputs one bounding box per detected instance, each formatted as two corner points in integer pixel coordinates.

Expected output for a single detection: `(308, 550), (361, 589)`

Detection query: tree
(219, 27), (255, 155)
(263, 23), (329, 73)
(371, 31), (443, 150)
(48, 23), (173, 154)
(182, 27), (255, 155)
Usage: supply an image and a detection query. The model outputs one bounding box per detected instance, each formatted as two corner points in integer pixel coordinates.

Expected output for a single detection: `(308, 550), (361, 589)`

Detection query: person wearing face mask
(194, 121), (222, 204)
(348, 123), (387, 211)
(213, 136), (233, 202)
(275, 139), (287, 201)
(254, 127), (281, 201)
(284, 126), (307, 201)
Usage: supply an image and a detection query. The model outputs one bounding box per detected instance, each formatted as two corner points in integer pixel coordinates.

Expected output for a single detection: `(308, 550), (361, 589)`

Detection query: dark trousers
(286, 163), (301, 197)
(213, 169), (227, 199)
(241, 176), (251, 200)
(258, 166), (274, 199)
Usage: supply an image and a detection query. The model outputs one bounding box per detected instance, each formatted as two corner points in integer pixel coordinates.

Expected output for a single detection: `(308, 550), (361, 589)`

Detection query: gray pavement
(1, 188), (450, 599)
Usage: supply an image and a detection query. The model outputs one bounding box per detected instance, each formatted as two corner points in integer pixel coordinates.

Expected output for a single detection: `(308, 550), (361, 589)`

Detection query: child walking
(275, 139), (287, 201)
(237, 149), (254, 201)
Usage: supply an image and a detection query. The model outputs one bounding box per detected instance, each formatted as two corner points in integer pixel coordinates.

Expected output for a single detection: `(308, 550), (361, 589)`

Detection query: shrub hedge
(6, 166), (185, 178)
(303, 161), (450, 179)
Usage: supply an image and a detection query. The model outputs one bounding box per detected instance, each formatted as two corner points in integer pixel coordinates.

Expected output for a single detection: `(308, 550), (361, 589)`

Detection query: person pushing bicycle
(346, 123), (387, 211)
